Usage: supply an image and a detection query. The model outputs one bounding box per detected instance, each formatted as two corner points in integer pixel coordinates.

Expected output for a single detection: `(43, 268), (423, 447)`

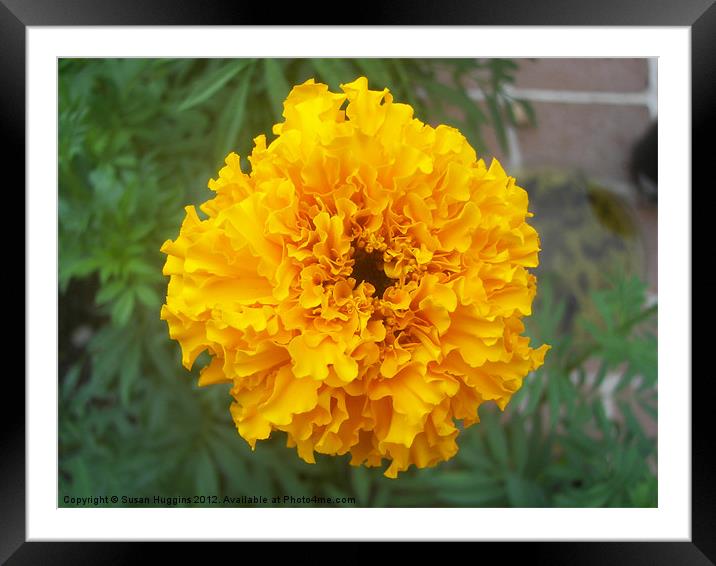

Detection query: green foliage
(58, 58), (656, 508)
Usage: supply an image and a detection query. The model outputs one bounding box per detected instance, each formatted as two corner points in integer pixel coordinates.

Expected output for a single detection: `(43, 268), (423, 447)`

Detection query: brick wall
(477, 58), (657, 192)
(477, 58), (658, 293)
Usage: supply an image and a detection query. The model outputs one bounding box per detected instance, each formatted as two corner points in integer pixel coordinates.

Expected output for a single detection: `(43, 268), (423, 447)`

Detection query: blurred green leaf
(484, 410), (510, 470)
(119, 339), (142, 405)
(112, 290), (135, 326)
(350, 466), (372, 506)
(178, 60), (252, 111)
(509, 416), (528, 475)
(195, 447), (220, 496)
(215, 65), (255, 158)
(135, 284), (160, 308)
(506, 473), (545, 507)
(96, 280), (125, 305)
(263, 59), (290, 121)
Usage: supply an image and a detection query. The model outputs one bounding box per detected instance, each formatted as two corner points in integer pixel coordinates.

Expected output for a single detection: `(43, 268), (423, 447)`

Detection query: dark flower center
(351, 247), (394, 297)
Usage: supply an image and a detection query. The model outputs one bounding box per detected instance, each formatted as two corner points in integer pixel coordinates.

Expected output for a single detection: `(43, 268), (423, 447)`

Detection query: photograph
(58, 57), (658, 509)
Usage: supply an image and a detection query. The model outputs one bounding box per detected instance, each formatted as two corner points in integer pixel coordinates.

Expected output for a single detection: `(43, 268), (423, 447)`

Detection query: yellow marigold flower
(160, 77), (549, 478)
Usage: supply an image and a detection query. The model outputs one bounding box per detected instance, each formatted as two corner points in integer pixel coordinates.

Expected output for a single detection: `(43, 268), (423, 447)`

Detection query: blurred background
(59, 58), (657, 508)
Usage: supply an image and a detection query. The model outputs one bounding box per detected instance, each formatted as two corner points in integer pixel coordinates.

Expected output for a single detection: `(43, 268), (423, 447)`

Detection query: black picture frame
(7, 0), (706, 561)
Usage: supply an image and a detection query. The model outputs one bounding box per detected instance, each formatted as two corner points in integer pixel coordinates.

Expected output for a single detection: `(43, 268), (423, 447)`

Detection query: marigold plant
(161, 76), (549, 477)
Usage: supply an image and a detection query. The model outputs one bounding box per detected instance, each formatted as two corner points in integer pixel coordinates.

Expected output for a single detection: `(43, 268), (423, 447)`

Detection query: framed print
(8, 0), (707, 561)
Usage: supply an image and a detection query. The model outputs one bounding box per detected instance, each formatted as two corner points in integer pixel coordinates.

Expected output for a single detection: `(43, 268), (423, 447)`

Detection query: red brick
(514, 58), (649, 93)
(517, 102), (652, 182)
